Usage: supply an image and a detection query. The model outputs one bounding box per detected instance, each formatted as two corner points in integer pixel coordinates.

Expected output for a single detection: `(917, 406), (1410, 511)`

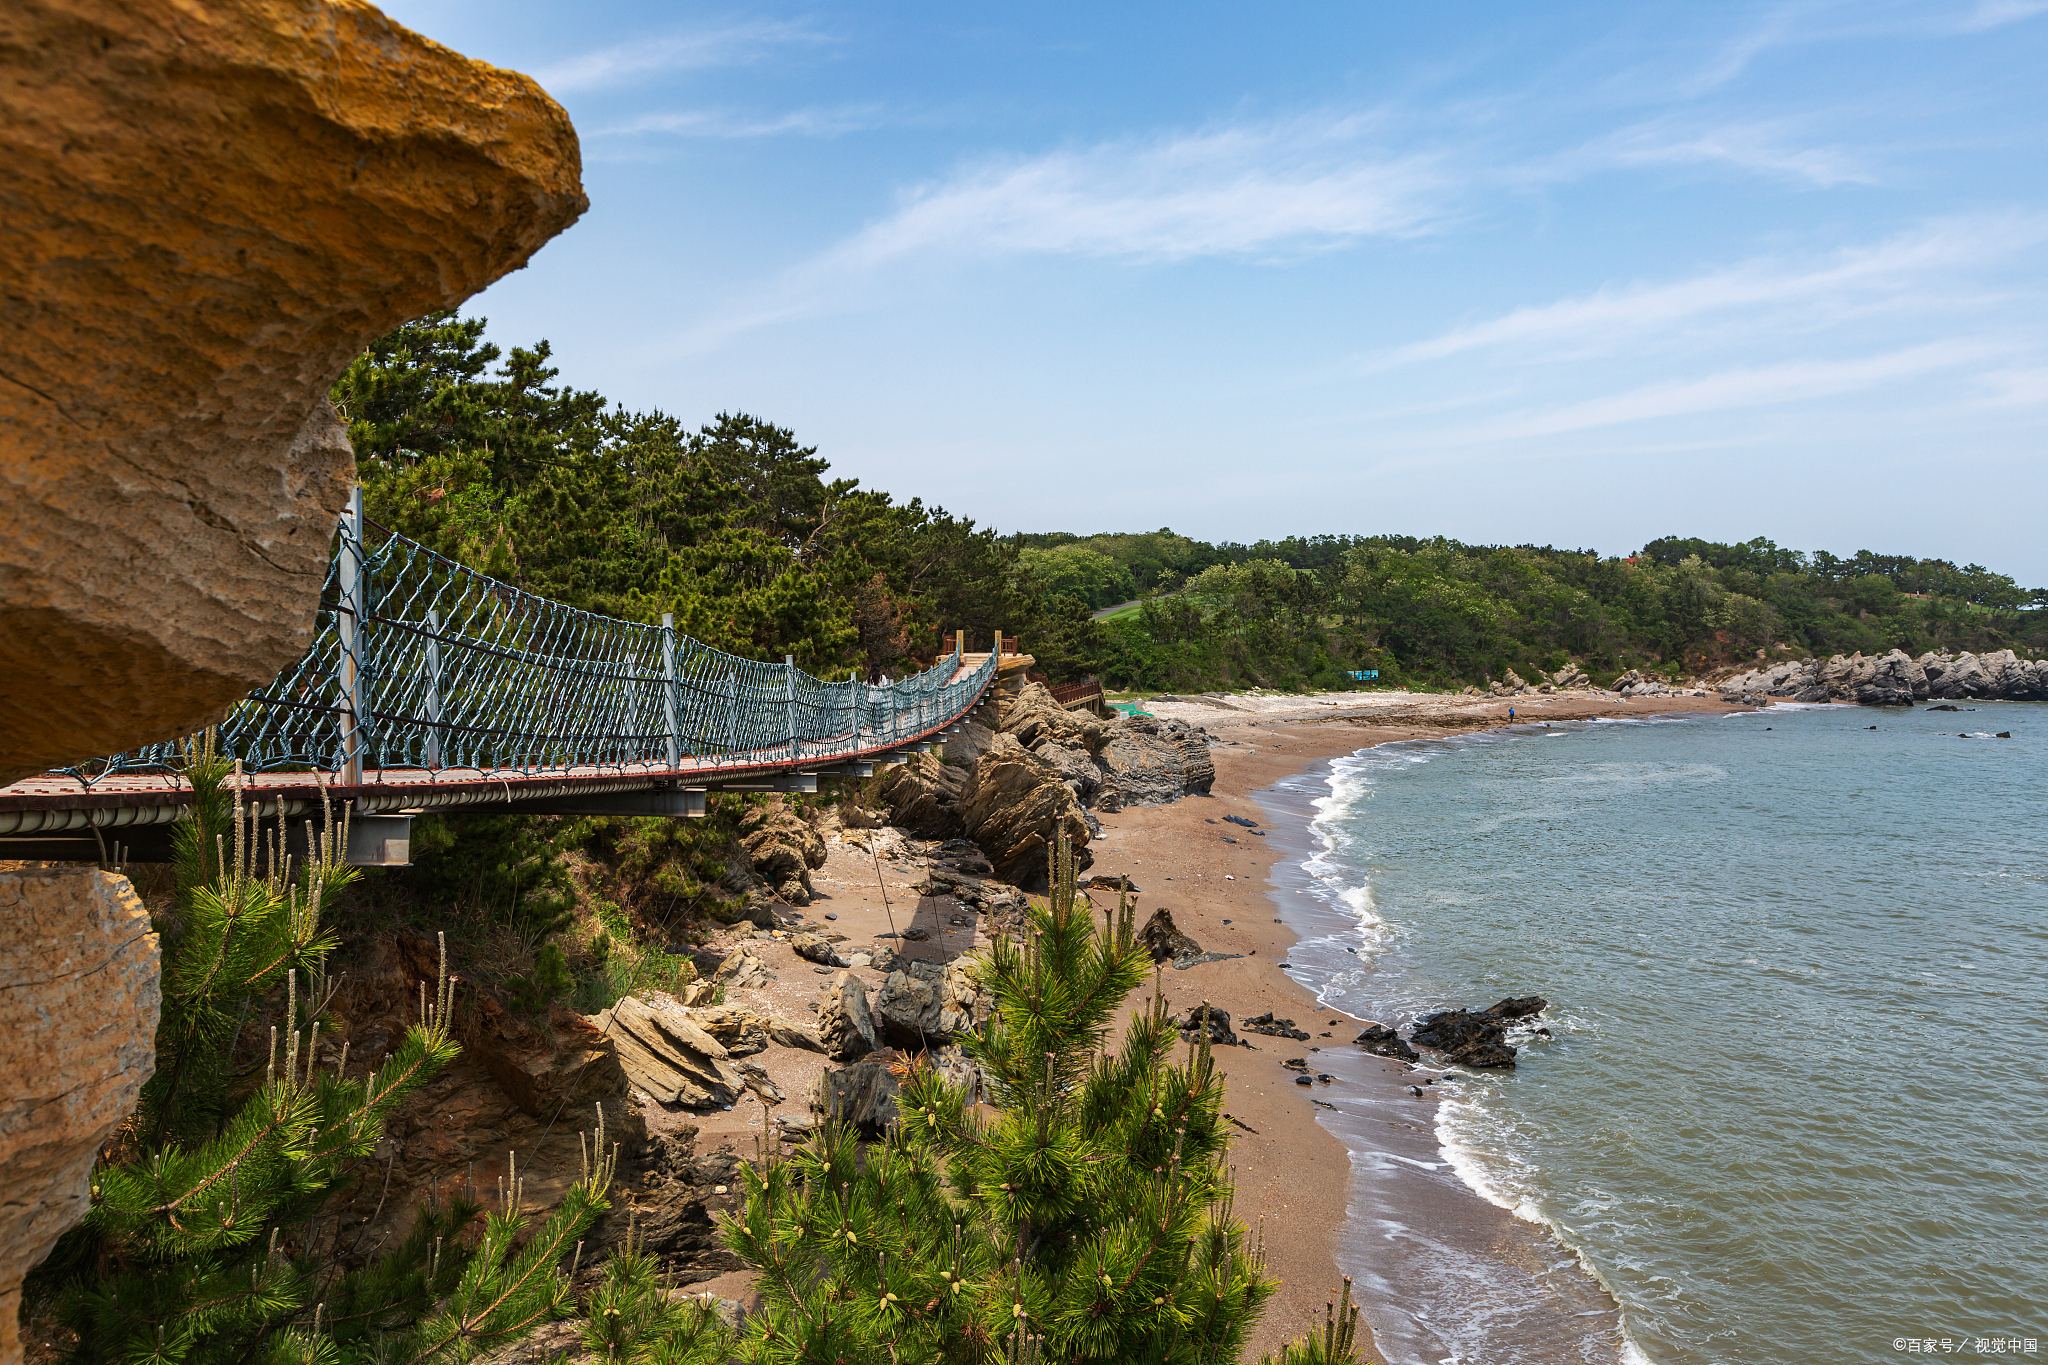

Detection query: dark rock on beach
(1175, 1003), (1238, 1047)
(1410, 996), (1549, 1069)
(1353, 1024), (1420, 1062)
(1138, 907), (1203, 964)
(1242, 1011), (1312, 1041)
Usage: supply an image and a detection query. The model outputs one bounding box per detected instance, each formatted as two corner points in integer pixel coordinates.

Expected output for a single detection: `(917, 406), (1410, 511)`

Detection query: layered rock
(0, 0), (587, 784)
(1095, 714), (1215, 810)
(999, 682), (1104, 752)
(739, 800), (826, 904)
(594, 997), (746, 1110)
(956, 734), (1093, 888)
(1031, 739), (1102, 803)
(816, 972), (878, 1062)
(878, 751), (968, 838)
(813, 1056), (902, 1138)
(0, 869), (159, 1363)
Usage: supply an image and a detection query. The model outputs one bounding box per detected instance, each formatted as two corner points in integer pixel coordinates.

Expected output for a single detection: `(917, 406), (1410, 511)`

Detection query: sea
(1257, 701), (2047, 1365)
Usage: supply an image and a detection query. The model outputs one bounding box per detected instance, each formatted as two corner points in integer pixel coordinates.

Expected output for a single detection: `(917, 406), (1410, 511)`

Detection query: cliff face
(0, 869), (160, 1364)
(0, 0), (589, 785)
(1719, 649), (2048, 705)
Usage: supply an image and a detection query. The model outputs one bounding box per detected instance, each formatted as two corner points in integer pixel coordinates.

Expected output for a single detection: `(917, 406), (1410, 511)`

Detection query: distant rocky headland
(1715, 648), (2047, 705)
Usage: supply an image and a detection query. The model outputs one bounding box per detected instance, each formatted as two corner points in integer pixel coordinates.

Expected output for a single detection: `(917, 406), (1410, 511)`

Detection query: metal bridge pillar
(784, 655), (797, 761)
(661, 613), (681, 770)
(338, 485), (366, 786)
(423, 608), (443, 770)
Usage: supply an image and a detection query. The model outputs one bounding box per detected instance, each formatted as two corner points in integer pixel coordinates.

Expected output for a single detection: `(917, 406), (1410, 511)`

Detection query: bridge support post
(784, 655), (797, 762)
(338, 485), (366, 787)
(661, 613), (680, 771)
(423, 609), (442, 770)
(851, 675), (863, 750)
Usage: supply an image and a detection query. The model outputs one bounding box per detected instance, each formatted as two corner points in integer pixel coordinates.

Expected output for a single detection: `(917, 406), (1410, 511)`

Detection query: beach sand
(675, 687), (1748, 1361)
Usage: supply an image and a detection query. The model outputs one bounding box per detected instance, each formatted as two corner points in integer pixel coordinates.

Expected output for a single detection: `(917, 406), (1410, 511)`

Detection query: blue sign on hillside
(1347, 670), (1379, 681)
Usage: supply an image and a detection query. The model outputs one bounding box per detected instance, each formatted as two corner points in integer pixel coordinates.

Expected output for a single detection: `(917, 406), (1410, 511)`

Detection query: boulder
(739, 800), (826, 904)
(1137, 907), (1202, 965)
(873, 961), (982, 1050)
(788, 932), (849, 969)
(1550, 664), (1591, 690)
(712, 946), (776, 990)
(1353, 1024), (1419, 1062)
(813, 1056), (901, 1138)
(0, 0), (586, 785)
(1409, 996), (1548, 1069)
(0, 869), (160, 1360)
(957, 734), (1093, 889)
(460, 990), (631, 1121)
(1175, 1004), (1238, 1048)
(999, 682), (1103, 753)
(688, 1005), (768, 1058)
(879, 751), (968, 838)
(766, 1017), (827, 1053)
(816, 972), (878, 1062)
(1095, 715), (1216, 810)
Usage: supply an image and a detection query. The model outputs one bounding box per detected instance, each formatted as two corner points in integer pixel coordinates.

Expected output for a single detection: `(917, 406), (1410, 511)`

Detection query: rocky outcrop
(0, 0), (587, 785)
(1032, 739), (1102, 803)
(595, 997), (746, 1110)
(873, 961), (983, 1051)
(689, 1005), (768, 1058)
(879, 752), (968, 838)
(0, 869), (159, 1362)
(957, 734), (1093, 889)
(1719, 649), (2048, 706)
(1410, 996), (1547, 1069)
(941, 720), (997, 766)
(787, 932), (849, 969)
(1095, 715), (1215, 810)
(816, 972), (878, 1062)
(999, 682), (1104, 752)
(739, 800), (826, 904)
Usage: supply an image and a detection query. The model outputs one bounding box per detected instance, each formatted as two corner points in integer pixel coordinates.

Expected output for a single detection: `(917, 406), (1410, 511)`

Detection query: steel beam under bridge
(0, 744), (935, 866)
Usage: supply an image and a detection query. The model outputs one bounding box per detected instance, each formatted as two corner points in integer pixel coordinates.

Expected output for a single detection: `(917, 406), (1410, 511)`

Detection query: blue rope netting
(58, 513), (993, 784)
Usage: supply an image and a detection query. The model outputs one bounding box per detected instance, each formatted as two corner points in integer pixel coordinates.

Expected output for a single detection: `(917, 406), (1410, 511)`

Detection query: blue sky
(383, 0), (2048, 584)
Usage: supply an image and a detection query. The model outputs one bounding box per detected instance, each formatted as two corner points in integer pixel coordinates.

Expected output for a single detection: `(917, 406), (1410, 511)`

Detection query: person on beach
(1508, 706), (1515, 722)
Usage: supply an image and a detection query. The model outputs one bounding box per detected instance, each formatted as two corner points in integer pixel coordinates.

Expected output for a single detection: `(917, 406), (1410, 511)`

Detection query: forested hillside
(1026, 532), (2047, 694)
(334, 313), (2045, 698)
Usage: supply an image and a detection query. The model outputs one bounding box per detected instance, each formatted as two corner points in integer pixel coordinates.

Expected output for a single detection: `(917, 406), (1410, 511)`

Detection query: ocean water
(1269, 703), (2048, 1365)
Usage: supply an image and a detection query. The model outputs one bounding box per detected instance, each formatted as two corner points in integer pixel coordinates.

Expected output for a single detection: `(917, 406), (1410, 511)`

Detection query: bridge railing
(56, 493), (994, 786)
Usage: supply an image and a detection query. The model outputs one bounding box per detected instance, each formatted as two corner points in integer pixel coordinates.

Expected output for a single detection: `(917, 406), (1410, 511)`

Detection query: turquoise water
(1283, 703), (2047, 1365)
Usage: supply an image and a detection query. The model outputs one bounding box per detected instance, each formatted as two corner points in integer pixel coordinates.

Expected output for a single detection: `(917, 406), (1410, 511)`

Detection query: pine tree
(39, 739), (662, 1365)
(718, 830), (1278, 1364)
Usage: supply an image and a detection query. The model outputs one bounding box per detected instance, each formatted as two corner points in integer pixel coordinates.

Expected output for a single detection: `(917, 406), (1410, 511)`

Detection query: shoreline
(1085, 688), (1752, 1362)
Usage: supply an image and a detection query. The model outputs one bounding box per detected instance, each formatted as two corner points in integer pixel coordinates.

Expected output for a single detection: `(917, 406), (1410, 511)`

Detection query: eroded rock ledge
(0, 0), (589, 783)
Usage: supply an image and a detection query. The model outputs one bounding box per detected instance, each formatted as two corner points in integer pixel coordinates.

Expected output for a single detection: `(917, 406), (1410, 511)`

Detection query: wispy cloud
(1581, 116), (1875, 186)
(1448, 340), (1999, 443)
(533, 20), (827, 95)
(1958, 0), (2048, 31)
(594, 105), (886, 139)
(1372, 215), (2048, 369)
(820, 115), (1449, 267)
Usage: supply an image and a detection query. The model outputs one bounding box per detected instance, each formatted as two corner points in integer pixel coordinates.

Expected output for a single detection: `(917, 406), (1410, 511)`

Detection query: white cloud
(533, 20), (826, 95)
(1581, 116), (1875, 186)
(822, 116), (1450, 268)
(1446, 340), (2002, 443)
(1372, 215), (2048, 369)
(594, 105), (885, 139)
(1959, 0), (2048, 30)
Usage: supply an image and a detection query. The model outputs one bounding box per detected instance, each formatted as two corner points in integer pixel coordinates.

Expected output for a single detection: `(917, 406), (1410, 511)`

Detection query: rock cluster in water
(1719, 649), (2048, 705)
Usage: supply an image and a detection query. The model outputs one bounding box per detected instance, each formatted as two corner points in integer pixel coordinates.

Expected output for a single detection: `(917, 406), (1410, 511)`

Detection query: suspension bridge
(0, 491), (1024, 865)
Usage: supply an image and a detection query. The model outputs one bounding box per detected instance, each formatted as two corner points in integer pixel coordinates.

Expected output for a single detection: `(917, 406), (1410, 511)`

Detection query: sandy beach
(675, 686), (1749, 1361)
